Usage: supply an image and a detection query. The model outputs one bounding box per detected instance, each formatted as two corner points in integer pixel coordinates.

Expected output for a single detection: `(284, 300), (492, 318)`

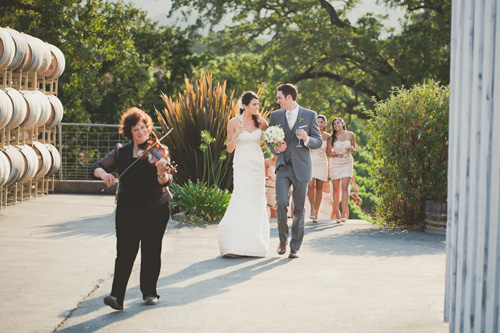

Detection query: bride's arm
(227, 118), (242, 153)
(260, 118), (268, 131)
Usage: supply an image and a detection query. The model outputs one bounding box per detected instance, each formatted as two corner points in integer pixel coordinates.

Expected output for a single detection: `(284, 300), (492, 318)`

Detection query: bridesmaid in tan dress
(327, 117), (356, 222)
(307, 115), (330, 222)
(265, 154), (277, 218)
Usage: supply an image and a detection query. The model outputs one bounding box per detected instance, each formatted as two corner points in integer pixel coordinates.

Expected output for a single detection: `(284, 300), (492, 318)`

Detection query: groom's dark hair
(277, 83), (298, 101)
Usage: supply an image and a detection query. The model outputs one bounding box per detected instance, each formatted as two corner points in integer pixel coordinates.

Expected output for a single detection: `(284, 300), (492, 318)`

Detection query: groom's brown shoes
(277, 242), (287, 255)
(288, 250), (299, 259)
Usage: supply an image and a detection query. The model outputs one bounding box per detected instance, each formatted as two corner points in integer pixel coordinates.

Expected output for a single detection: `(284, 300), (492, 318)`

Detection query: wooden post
(446, 0), (500, 331)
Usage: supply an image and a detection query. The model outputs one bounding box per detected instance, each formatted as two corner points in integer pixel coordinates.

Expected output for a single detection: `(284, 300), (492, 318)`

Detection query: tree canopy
(0, 0), (451, 123)
(169, 0), (451, 119)
(0, 0), (198, 123)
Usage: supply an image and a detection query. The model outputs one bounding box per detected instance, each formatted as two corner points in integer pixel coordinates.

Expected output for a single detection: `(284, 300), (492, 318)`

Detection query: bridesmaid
(327, 118), (356, 223)
(307, 115), (330, 223)
(265, 153), (277, 218)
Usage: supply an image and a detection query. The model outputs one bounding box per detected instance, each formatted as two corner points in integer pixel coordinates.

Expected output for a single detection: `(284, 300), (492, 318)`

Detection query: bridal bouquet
(264, 125), (285, 146)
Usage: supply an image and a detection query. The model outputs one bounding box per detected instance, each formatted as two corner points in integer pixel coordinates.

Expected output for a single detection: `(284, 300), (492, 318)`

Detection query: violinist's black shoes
(144, 295), (158, 305)
(103, 295), (123, 311)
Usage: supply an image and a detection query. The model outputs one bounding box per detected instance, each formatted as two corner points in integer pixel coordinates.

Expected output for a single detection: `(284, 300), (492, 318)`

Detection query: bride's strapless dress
(218, 129), (270, 257)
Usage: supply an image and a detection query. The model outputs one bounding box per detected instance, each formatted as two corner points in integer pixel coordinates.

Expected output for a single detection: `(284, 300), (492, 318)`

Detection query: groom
(266, 84), (322, 258)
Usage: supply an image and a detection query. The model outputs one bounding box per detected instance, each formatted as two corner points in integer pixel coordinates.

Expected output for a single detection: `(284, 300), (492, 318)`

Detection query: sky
(111, 0), (406, 34)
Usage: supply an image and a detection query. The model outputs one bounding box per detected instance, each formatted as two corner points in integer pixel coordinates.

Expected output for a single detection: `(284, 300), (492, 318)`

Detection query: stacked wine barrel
(0, 27), (64, 207)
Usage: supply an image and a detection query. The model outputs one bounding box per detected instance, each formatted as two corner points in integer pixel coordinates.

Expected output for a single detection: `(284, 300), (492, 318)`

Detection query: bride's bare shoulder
(228, 117), (240, 127)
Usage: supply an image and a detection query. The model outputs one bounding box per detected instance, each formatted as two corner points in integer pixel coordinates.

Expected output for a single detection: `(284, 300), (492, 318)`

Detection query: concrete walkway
(0, 194), (449, 332)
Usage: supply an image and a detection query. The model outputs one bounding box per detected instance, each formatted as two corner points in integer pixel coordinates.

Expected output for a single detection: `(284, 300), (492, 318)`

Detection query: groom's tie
(286, 110), (294, 129)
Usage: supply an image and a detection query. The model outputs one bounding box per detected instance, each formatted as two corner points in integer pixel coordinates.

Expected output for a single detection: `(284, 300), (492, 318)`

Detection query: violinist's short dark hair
(277, 83), (298, 101)
(119, 107), (153, 140)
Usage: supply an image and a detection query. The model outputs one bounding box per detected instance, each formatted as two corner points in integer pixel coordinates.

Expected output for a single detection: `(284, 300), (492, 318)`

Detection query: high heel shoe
(351, 193), (363, 206)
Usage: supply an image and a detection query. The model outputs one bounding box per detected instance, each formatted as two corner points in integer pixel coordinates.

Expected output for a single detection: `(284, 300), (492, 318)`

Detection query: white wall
(446, 0), (500, 332)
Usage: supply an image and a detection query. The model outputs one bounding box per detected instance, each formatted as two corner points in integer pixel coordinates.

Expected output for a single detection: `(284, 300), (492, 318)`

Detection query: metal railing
(58, 123), (125, 180)
(58, 123), (163, 180)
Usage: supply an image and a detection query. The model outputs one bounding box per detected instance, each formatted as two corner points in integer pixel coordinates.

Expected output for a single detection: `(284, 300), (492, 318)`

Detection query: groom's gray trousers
(275, 162), (308, 252)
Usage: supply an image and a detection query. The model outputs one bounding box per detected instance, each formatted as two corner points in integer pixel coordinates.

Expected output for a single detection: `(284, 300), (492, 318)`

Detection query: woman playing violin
(91, 107), (174, 311)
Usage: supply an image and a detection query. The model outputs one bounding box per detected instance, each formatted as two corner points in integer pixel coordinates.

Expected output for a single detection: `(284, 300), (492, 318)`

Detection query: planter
(425, 200), (447, 235)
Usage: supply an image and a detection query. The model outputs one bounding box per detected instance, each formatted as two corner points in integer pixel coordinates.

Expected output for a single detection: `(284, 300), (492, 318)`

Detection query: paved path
(0, 194), (449, 332)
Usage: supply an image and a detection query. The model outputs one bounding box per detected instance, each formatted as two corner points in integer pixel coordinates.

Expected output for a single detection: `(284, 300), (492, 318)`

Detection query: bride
(218, 91), (270, 257)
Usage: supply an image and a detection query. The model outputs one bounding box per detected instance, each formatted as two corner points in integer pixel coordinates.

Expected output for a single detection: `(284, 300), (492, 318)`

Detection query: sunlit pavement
(0, 194), (448, 332)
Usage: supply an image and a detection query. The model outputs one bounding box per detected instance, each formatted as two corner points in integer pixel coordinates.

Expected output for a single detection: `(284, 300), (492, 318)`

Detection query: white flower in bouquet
(264, 125), (285, 146)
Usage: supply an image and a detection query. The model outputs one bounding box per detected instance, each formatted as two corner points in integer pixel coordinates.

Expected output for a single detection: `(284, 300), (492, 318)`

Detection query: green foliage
(171, 180), (231, 223)
(367, 80), (449, 225)
(352, 147), (377, 216)
(199, 130), (229, 187)
(384, 0), (451, 86)
(0, 0), (197, 124)
(155, 73), (238, 189)
(170, 0), (451, 119)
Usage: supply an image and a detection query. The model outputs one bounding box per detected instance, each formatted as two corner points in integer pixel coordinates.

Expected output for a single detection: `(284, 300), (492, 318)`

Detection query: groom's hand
(276, 141), (287, 152)
(296, 129), (309, 143)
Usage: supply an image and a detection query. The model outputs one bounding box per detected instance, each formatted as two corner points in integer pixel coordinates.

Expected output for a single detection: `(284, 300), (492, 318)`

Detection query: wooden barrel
(36, 38), (52, 75)
(0, 27), (16, 70)
(19, 90), (41, 128)
(0, 149), (11, 187)
(33, 90), (52, 128)
(16, 144), (39, 184)
(4, 27), (28, 71)
(20, 34), (50, 74)
(3, 145), (25, 186)
(44, 43), (65, 79)
(30, 141), (51, 179)
(45, 94), (64, 128)
(424, 200), (447, 235)
(3, 87), (27, 129)
(45, 143), (60, 177)
(0, 88), (13, 129)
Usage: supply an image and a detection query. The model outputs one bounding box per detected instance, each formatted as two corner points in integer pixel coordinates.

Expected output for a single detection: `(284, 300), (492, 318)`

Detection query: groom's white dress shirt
(286, 105), (309, 144)
(286, 105), (300, 129)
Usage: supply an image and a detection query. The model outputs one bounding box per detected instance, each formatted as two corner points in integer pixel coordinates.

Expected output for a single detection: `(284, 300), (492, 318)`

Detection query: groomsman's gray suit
(267, 107), (322, 252)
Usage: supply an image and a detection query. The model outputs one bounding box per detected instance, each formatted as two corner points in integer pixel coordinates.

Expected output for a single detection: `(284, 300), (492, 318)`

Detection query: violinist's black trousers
(110, 203), (169, 306)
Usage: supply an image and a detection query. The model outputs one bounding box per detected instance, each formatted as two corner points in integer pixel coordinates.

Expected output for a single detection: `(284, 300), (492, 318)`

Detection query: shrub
(367, 81), (449, 225)
(155, 73), (269, 190)
(199, 130), (229, 188)
(155, 73), (237, 189)
(352, 147), (377, 217)
(171, 180), (231, 223)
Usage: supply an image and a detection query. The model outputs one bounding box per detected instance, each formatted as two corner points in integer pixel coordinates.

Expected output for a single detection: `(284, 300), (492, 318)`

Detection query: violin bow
(101, 128), (173, 192)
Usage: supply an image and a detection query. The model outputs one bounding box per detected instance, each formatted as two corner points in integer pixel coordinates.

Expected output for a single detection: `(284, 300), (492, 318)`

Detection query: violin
(137, 138), (178, 173)
(100, 131), (177, 192)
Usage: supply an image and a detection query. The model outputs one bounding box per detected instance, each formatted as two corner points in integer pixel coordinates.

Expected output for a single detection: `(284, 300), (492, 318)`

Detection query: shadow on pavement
(157, 256), (289, 306)
(58, 256), (289, 332)
(34, 213), (116, 239)
(307, 225), (446, 257)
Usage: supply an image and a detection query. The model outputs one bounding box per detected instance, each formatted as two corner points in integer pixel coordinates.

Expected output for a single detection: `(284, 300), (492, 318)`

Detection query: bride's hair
(330, 117), (346, 143)
(239, 91), (260, 128)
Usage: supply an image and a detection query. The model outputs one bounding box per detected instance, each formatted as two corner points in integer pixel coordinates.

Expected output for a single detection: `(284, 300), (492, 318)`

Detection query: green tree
(0, 0), (197, 123)
(169, 0), (450, 119)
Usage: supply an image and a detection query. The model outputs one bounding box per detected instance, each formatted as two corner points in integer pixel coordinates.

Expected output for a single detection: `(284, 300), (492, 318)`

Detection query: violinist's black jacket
(91, 142), (172, 209)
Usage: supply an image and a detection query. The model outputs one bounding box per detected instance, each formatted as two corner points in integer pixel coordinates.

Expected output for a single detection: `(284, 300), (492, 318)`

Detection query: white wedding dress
(218, 129), (270, 257)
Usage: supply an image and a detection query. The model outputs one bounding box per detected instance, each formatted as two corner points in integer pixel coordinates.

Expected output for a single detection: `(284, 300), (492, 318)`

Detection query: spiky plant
(155, 74), (239, 189)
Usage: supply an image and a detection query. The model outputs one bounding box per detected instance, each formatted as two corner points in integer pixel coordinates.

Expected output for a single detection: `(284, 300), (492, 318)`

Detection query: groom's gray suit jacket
(267, 107), (322, 182)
